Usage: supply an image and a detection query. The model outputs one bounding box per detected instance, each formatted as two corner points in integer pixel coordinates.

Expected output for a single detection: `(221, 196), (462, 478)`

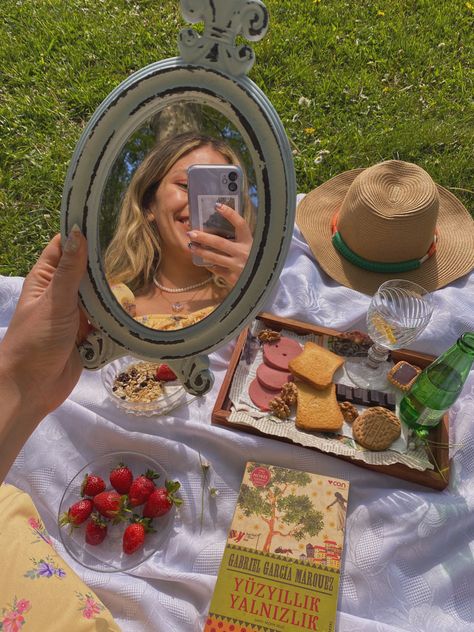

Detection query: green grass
(1, 0), (473, 275)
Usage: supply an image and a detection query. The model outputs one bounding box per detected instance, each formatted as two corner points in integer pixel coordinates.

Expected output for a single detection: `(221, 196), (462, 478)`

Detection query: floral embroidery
(122, 299), (136, 315)
(27, 516), (52, 546)
(0, 597), (31, 631)
(76, 592), (105, 620)
(24, 556), (66, 580)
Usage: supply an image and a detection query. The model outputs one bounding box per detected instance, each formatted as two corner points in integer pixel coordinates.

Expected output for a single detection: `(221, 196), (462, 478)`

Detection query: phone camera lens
(228, 171), (238, 182)
(228, 182), (238, 192)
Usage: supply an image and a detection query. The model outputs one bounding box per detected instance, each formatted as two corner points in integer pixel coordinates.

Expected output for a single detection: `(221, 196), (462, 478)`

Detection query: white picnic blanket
(2, 219), (474, 632)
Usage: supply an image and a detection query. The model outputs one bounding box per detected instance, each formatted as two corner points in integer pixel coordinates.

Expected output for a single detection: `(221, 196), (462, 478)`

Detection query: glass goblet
(345, 279), (434, 390)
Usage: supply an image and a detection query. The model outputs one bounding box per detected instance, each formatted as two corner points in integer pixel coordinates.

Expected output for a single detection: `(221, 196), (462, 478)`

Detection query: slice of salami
(249, 378), (277, 411)
(263, 337), (303, 371)
(256, 363), (293, 391)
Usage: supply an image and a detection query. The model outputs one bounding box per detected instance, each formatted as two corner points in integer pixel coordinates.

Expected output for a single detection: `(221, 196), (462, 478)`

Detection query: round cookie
(256, 363), (293, 391)
(263, 337), (302, 371)
(352, 406), (401, 451)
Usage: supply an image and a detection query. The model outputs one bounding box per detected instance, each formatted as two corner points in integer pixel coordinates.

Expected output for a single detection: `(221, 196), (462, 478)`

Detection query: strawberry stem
(144, 469), (160, 481)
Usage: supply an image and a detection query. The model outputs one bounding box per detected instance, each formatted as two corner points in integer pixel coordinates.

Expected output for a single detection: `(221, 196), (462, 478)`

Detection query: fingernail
(64, 224), (82, 253)
(215, 203), (223, 211)
(187, 231), (197, 238)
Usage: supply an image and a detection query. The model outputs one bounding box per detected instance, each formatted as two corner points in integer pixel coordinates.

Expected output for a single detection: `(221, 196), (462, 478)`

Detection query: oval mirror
(99, 103), (258, 331)
(61, 0), (296, 395)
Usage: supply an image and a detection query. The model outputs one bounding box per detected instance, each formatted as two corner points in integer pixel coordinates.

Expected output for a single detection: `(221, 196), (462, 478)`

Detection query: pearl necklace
(153, 274), (212, 294)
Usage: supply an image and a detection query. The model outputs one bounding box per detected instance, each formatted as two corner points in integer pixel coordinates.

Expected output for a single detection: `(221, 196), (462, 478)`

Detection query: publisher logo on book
(328, 479), (347, 489)
(250, 466), (271, 488)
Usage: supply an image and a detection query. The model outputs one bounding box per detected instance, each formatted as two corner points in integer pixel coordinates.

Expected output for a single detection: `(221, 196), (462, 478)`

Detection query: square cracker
(289, 341), (344, 389)
(295, 382), (344, 432)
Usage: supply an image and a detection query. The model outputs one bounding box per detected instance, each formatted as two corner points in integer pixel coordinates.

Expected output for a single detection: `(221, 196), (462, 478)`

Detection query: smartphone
(188, 164), (243, 266)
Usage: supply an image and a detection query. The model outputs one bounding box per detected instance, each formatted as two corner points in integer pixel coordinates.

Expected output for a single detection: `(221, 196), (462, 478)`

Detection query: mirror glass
(99, 103), (258, 331)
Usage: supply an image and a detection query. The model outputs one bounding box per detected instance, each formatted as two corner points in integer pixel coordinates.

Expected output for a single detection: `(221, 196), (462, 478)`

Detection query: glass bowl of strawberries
(58, 451), (182, 572)
(101, 356), (187, 416)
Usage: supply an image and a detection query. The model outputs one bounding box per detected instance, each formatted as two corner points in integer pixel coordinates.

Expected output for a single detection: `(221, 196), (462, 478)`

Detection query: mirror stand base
(78, 331), (214, 396)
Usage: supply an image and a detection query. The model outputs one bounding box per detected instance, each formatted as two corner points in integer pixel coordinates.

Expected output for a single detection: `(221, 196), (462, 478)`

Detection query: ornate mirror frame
(61, 0), (296, 395)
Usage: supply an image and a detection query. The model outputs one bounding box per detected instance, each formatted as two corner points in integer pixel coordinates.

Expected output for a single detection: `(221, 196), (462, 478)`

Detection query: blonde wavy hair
(104, 132), (254, 295)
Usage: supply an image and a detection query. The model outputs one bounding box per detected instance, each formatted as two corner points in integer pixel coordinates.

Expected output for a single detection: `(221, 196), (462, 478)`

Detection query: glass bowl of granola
(101, 357), (187, 416)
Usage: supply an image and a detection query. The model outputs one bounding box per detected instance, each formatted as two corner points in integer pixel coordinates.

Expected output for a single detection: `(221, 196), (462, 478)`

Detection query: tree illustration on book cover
(232, 464), (347, 562)
(204, 463), (349, 632)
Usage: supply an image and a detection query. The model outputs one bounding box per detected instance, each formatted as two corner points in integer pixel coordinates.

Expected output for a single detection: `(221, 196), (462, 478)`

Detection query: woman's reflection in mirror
(104, 133), (255, 330)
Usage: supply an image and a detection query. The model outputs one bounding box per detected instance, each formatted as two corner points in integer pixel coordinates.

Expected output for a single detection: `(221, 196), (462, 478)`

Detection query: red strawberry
(93, 490), (128, 523)
(109, 463), (133, 494)
(59, 498), (93, 528)
(142, 480), (182, 518)
(81, 473), (106, 497)
(85, 514), (108, 546)
(122, 517), (155, 555)
(155, 364), (177, 382)
(128, 470), (160, 507)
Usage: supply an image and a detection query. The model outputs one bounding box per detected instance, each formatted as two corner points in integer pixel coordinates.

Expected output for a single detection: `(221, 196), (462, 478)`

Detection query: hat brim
(296, 168), (474, 295)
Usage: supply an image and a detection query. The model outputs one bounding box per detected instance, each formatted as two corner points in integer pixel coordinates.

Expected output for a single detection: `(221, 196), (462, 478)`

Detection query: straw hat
(296, 160), (474, 295)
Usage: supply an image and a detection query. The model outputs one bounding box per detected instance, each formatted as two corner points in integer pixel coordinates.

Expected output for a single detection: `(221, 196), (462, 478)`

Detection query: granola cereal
(112, 362), (163, 403)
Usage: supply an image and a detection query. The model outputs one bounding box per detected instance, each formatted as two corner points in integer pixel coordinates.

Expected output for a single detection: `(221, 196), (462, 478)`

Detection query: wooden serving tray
(212, 312), (450, 491)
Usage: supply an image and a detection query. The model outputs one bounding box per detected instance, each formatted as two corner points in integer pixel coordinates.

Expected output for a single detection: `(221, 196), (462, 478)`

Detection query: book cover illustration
(204, 462), (349, 632)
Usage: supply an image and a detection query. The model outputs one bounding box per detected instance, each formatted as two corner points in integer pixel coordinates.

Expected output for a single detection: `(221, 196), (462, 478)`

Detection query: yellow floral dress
(0, 484), (120, 631)
(110, 282), (215, 330)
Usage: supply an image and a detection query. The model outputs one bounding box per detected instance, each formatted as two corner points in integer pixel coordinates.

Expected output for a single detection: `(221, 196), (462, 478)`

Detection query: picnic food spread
(245, 325), (406, 452)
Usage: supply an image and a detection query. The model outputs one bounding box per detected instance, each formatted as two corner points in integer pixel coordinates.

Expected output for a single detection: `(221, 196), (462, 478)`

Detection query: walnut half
(339, 401), (359, 423)
(269, 396), (291, 419)
(280, 382), (298, 406)
(258, 328), (281, 343)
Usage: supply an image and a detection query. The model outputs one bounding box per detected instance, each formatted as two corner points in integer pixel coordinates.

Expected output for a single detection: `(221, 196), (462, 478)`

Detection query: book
(204, 462), (349, 632)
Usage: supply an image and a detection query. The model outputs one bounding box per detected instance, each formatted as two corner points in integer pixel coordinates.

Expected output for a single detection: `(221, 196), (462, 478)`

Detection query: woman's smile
(149, 145), (230, 256)
(175, 214), (190, 229)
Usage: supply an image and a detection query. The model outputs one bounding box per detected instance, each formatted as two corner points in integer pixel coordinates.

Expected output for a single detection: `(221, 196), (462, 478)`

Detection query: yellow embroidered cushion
(0, 484), (120, 631)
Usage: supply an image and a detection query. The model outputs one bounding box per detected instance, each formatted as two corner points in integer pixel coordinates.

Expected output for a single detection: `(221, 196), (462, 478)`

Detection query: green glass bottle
(400, 332), (474, 435)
